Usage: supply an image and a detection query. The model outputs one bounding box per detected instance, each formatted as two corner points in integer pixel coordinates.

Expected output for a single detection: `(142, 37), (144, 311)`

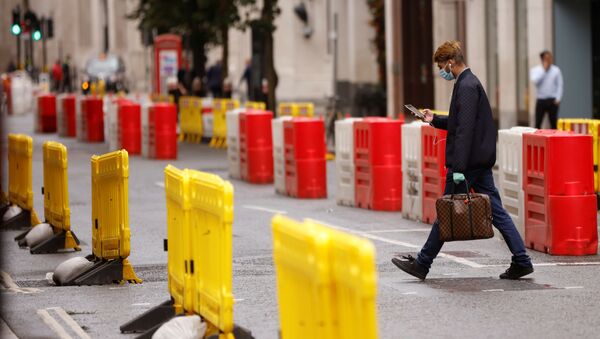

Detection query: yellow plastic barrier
(7, 134), (40, 226)
(211, 99), (240, 148)
(278, 102), (315, 117)
(179, 96), (204, 143)
(164, 165), (192, 314)
(245, 101), (266, 110)
(91, 150), (141, 283)
(40, 141), (80, 252)
(151, 93), (175, 103)
(278, 103), (294, 117)
(272, 215), (378, 339)
(558, 118), (600, 192)
(294, 102), (314, 117)
(188, 170), (234, 335)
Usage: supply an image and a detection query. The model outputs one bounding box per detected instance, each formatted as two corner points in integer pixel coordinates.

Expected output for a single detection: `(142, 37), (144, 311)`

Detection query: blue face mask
(439, 63), (455, 81)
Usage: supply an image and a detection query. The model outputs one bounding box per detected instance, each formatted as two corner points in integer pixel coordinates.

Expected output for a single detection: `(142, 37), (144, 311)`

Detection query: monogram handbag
(436, 180), (494, 242)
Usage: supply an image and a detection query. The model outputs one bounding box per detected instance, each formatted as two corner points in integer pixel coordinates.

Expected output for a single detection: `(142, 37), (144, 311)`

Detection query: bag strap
(451, 177), (472, 200)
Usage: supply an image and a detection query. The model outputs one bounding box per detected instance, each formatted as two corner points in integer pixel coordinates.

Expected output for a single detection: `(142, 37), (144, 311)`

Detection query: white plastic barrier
(335, 118), (362, 206)
(10, 71), (34, 115)
(141, 101), (151, 158)
(56, 94), (68, 136)
(76, 95), (86, 141)
(226, 108), (245, 179)
(201, 98), (213, 139)
(273, 116), (294, 194)
(497, 126), (537, 238)
(402, 121), (427, 221)
(105, 97), (120, 151)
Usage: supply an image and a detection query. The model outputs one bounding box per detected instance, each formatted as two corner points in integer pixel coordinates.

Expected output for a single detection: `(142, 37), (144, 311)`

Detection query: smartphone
(404, 104), (426, 120)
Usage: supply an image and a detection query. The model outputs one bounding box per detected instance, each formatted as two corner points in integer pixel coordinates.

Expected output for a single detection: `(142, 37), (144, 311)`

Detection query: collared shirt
(530, 64), (563, 101)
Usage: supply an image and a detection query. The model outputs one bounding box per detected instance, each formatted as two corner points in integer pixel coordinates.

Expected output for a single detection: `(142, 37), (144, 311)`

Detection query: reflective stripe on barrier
(42, 142), (80, 252)
(8, 134), (40, 226)
(188, 170), (234, 334)
(91, 150), (131, 260)
(164, 165), (192, 314)
(272, 215), (378, 339)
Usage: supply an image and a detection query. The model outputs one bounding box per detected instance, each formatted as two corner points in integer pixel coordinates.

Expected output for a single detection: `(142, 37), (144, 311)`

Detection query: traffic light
(11, 8), (21, 36)
(32, 17), (42, 41)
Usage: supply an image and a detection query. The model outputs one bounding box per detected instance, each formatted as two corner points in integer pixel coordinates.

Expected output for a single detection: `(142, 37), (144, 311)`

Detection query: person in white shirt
(530, 51), (563, 129)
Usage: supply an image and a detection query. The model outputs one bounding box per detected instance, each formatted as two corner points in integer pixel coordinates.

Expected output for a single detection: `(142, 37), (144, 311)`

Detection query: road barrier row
(212, 98), (240, 148)
(277, 102), (315, 118)
(557, 118), (600, 192)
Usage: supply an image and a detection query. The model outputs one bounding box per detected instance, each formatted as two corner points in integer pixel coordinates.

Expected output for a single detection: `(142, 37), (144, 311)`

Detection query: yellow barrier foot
(209, 138), (217, 148)
(119, 299), (177, 335)
(122, 258), (143, 284)
(326, 152), (335, 161)
(30, 229), (82, 254)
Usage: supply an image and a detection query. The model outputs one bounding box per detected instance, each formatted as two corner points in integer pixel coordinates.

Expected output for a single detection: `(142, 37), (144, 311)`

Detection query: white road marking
(37, 309), (73, 339)
(155, 181), (165, 188)
(364, 229), (430, 233)
(0, 271), (42, 294)
(484, 262), (600, 268)
(234, 298), (245, 302)
(563, 286), (584, 289)
(401, 292), (417, 295)
(482, 289), (504, 292)
(243, 205), (287, 214)
(318, 222), (486, 268)
(47, 307), (91, 339)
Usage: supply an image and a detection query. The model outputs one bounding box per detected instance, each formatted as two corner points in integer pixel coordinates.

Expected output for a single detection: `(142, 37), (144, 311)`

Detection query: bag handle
(451, 177), (472, 201)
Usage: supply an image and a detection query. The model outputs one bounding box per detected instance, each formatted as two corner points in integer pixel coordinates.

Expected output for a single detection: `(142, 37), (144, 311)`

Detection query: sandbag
(3, 205), (22, 221)
(52, 257), (95, 286)
(152, 315), (206, 339)
(23, 223), (54, 248)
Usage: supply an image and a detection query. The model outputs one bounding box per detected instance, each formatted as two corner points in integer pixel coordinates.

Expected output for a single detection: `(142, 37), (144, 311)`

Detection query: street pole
(16, 33), (21, 69)
(42, 33), (47, 72)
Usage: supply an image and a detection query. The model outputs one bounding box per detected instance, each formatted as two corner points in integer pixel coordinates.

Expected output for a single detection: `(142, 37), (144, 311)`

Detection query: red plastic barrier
(149, 103), (177, 159)
(119, 102), (141, 155)
(354, 118), (402, 211)
(63, 95), (77, 137)
(421, 125), (448, 224)
(239, 110), (273, 183)
(37, 94), (57, 133)
(523, 129), (597, 255)
(283, 118), (327, 198)
(84, 96), (104, 142)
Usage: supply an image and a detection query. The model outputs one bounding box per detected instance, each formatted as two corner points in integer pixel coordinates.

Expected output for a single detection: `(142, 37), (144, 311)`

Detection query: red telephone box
(154, 34), (182, 94)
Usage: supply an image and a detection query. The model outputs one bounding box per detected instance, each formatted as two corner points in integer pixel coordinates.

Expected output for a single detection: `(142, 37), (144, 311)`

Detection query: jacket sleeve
(452, 84), (478, 173)
(431, 114), (448, 130)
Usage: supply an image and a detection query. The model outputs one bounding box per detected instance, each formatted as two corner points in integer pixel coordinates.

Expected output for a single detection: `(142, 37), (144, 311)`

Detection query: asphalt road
(2, 113), (600, 339)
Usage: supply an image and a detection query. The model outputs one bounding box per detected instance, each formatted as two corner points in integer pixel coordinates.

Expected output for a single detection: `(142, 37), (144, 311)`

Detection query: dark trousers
(535, 98), (559, 129)
(416, 168), (532, 270)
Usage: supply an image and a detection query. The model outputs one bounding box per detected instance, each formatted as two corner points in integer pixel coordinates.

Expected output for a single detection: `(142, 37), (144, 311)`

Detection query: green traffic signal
(32, 29), (42, 41)
(11, 24), (21, 35)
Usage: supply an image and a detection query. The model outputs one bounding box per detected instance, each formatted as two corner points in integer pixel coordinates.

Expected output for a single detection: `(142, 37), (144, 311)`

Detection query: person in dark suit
(392, 40), (534, 280)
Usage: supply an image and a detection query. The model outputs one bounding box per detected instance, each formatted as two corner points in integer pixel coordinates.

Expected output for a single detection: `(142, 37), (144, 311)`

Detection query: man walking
(530, 51), (563, 129)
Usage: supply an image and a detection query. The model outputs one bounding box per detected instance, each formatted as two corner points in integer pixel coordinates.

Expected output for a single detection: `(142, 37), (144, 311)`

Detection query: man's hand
(554, 99), (560, 105)
(453, 172), (465, 185)
(422, 109), (434, 123)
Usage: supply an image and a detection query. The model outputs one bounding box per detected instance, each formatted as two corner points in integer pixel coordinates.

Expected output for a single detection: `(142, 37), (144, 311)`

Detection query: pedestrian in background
(239, 59), (252, 100)
(62, 55), (72, 93)
(392, 40), (534, 280)
(530, 50), (563, 129)
(52, 60), (63, 92)
(206, 60), (223, 98)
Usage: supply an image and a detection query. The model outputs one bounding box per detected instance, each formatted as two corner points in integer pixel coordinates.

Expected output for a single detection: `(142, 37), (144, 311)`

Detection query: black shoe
(391, 255), (428, 280)
(499, 263), (534, 280)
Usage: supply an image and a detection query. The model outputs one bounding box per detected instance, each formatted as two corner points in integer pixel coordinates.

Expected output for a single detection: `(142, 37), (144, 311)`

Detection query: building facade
(386, 0), (600, 127)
